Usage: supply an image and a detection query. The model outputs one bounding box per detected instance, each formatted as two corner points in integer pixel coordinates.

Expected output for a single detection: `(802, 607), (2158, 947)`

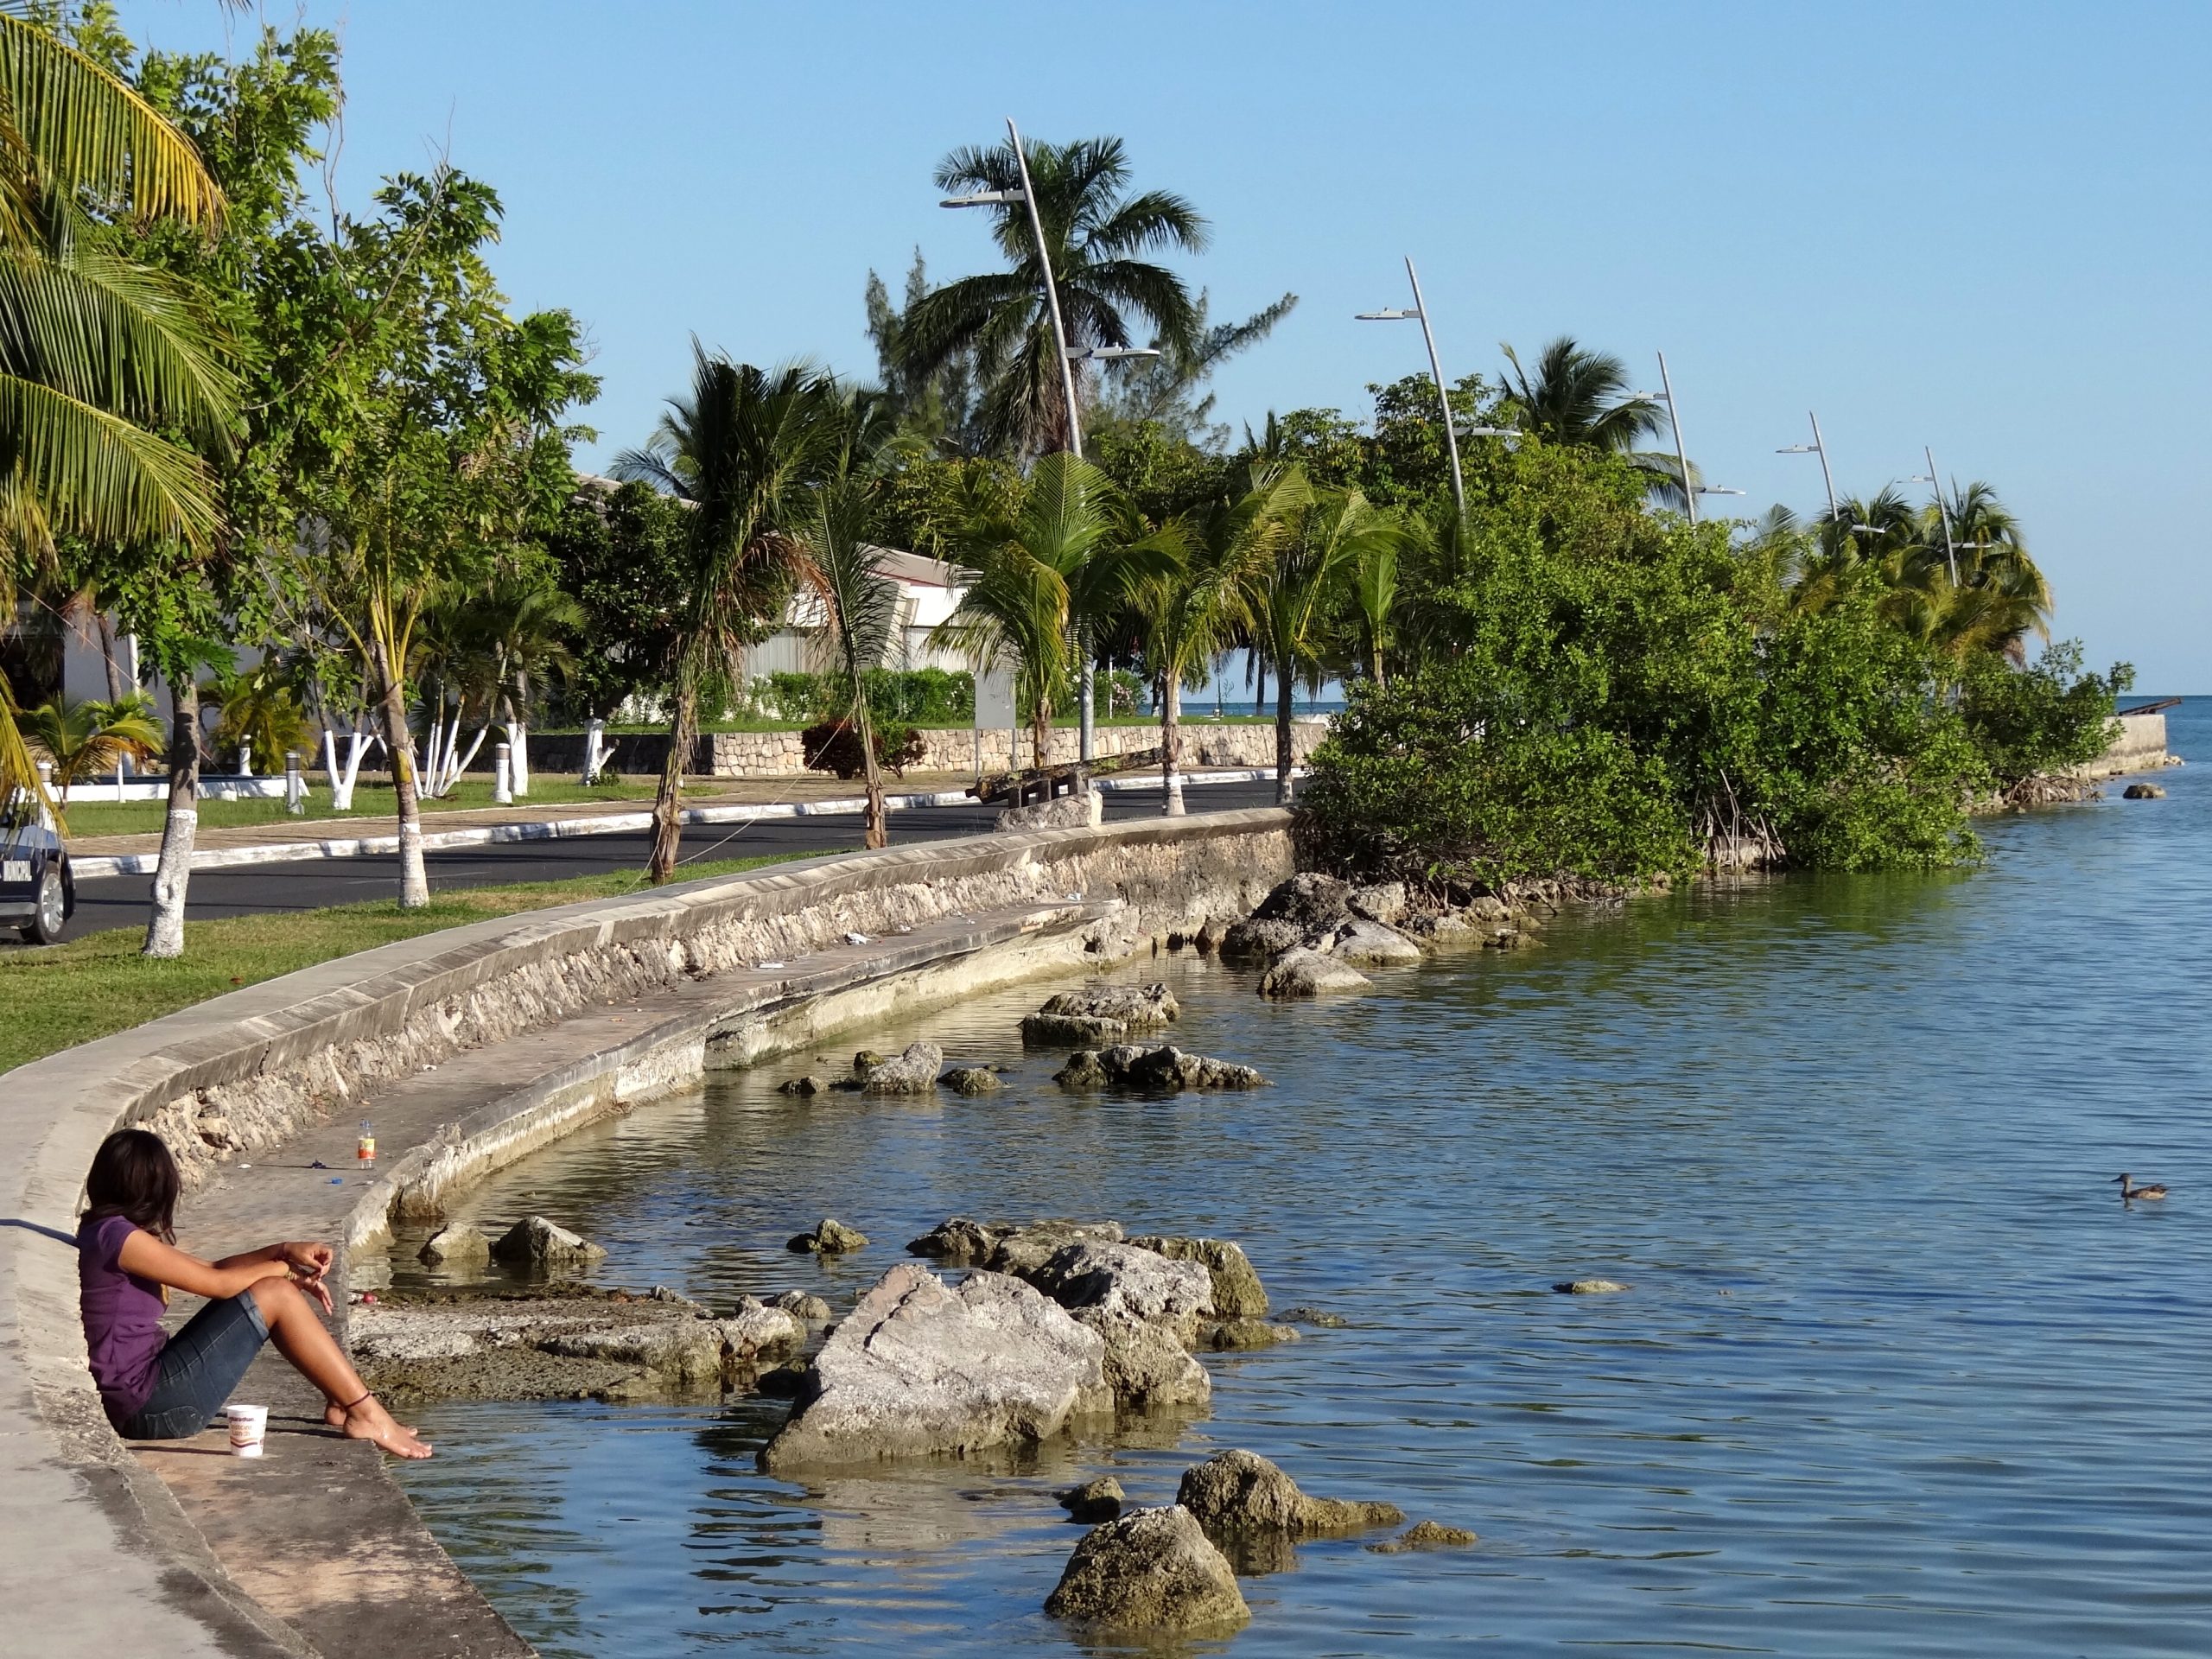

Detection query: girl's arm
(115, 1230), (291, 1302)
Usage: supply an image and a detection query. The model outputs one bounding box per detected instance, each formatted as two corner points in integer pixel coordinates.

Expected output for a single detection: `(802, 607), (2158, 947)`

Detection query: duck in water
(2113, 1173), (2170, 1201)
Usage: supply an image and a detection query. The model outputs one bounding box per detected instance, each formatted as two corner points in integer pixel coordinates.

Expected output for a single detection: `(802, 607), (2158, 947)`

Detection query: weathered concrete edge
(0, 809), (1294, 1657)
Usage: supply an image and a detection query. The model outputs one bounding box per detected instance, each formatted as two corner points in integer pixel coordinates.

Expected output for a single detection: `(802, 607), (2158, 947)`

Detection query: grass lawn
(58, 776), (665, 841)
(0, 849), (835, 1075)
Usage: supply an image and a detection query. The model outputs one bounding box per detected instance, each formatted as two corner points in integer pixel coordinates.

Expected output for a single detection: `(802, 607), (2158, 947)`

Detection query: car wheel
(26, 864), (65, 945)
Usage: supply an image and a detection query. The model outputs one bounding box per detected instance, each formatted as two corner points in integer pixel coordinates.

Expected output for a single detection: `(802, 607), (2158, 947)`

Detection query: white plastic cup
(225, 1402), (269, 1457)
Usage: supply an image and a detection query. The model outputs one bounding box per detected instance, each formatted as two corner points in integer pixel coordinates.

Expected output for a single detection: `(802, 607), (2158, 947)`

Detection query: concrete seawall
(0, 810), (1294, 1658)
(2082, 709), (2177, 779)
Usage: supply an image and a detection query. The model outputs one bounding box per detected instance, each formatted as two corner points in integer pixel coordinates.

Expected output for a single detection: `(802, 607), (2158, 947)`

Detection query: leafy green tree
(612, 350), (844, 881)
(1960, 642), (2130, 798)
(1091, 288), (1297, 447)
(1498, 337), (1684, 505)
(899, 134), (1207, 456)
(543, 479), (689, 717)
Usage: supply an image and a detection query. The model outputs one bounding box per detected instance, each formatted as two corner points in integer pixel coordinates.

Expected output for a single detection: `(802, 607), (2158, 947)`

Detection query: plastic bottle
(357, 1119), (376, 1166)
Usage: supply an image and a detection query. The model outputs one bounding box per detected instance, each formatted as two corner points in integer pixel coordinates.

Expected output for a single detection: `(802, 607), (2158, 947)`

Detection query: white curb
(72, 768), (1300, 880)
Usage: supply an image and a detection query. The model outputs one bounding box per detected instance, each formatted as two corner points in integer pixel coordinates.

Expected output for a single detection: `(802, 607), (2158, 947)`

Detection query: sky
(115, 1), (2211, 690)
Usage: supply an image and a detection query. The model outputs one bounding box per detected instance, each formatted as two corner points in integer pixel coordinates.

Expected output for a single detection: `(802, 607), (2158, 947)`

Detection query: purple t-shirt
(78, 1214), (168, 1426)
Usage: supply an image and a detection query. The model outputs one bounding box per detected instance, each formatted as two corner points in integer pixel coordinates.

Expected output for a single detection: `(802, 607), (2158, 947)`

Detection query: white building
(741, 547), (975, 682)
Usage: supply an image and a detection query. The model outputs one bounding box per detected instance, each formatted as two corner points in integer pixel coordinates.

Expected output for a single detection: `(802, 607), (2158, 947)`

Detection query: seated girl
(77, 1128), (430, 1459)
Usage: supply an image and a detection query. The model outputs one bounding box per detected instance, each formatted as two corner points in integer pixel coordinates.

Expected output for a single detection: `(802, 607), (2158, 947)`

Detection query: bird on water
(2113, 1173), (2170, 1201)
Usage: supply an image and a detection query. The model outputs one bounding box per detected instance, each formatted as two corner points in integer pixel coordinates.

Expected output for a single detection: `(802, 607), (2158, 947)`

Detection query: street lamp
(1356, 257), (1465, 519)
(1775, 410), (1838, 521)
(1634, 357), (1740, 524)
(1067, 346), (1160, 364)
(1910, 447), (1959, 584)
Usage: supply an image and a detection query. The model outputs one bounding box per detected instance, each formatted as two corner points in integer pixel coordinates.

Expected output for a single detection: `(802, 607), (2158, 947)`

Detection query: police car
(0, 790), (73, 944)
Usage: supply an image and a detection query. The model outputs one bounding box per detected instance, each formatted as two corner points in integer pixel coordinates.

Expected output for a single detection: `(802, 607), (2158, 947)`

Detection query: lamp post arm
(1808, 410), (1837, 521)
(1657, 351), (1695, 526)
(1402, 257), (1465, 521)
(1924, 443), (1958, 584)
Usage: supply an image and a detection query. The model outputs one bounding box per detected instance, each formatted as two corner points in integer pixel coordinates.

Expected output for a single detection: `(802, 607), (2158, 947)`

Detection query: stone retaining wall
(2082, 709), (2176, 779)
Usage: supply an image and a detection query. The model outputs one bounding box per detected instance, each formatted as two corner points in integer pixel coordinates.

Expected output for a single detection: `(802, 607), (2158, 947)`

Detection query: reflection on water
(395, 709), (2212, 1656)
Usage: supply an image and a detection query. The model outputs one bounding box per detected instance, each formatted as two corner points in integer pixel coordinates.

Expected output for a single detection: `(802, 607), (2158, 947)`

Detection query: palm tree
(1498, 338), (1686, 504)
(16, 690), (160, 804)
(795, 475), (898, 848)
(613, 347), (843, 881)
(474, 570), (583, 795)
(937, 452), (1175, 772)
(899, 135), (1207, 456)
(0, 15), (234, 804)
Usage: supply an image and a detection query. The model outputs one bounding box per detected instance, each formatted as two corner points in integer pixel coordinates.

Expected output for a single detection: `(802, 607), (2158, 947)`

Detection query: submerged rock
(417, 1224), (491, 1268)
(1055, 1044), (1268, 1092)
(1195, 916), (1232, 955)
(1326, 917), (1425, 967)
(1022, 982), (1181, 1046)
(1128, 1236), (1268, 1317)
(1554, 1278), (1630, 1294)
(1176, 1449), (1403, 1536)
(778, 1076), (823, 1096)
(939, 1065), (1004, 1095)
(1369, 1519), (1478, 1553)
(1258, 949), (1370, 999)
(859, 1040), (944, 1095)
(1044, 1505), (1249, 1632)
(1202, 1319), (1300, 1351)
(1281, 1306), (1347, 1327)
(758, 1264), (1109, 1471)
(487, 1215), (607, 1272)
(787, 1218), (869, 1255)
(2123, 782), (2167, 799)
(1059, 1474), (1127, 1522)
(770, 1291), (833, 1322)
(907, 1216), (999, 1263)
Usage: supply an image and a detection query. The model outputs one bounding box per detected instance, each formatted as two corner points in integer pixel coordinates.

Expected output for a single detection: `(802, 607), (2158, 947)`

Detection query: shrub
(800, 718), (926, 779)
(1960, 643), (2131, 790)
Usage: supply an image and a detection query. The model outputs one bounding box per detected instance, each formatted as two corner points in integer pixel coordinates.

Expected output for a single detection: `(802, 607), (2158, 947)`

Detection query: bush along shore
(364, 868), (1561, 1633)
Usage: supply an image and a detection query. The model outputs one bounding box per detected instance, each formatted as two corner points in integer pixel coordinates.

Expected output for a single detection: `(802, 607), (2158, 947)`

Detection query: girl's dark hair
(83, 1129), (180, 1244)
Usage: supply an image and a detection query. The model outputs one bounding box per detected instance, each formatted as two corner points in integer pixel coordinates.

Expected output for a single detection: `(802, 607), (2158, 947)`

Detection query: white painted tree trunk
(445, 722), (490, 791)
(1162, 677), (1186, 817)
(328, 728), (371, 810)
(375, 645), (429, 908)
(143, 675), (200, 958)
(510, 719), (530, 796)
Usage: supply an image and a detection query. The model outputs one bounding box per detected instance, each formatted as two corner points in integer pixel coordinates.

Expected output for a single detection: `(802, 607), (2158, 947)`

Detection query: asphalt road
(50, 780), (1284, 942)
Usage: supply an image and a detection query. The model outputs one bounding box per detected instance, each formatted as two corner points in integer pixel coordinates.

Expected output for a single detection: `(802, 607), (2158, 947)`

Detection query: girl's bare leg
(247, 1279), (431, 1459)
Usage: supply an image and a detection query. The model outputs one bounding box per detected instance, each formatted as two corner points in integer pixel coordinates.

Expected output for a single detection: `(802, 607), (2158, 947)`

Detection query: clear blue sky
(119, 1), (2209, 690)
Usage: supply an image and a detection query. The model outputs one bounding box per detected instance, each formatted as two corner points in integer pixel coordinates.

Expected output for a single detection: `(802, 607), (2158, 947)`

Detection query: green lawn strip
(58, 777), (668, 840)
(0, 849), (835, 1075)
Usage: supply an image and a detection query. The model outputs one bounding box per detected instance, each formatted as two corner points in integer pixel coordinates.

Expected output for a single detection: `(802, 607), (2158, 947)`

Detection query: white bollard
(35, 759), (54, 830)
(493, 742), (513, 804)
(284, 750), (305, 815)
(238, 737), (253, 778)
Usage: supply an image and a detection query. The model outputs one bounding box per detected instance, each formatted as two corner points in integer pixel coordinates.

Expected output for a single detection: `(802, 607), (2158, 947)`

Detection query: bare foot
(327, 1401), (415, 1434)
(340, 1395), (433, 1459)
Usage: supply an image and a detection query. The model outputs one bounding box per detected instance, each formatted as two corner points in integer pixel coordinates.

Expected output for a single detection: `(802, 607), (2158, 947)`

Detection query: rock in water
(1202, 1319), (1300, 1351)
(1027, 1242), (1216, 1345)
(939, 1065), (1004, 1094)
(1058, 1474), (1127, 1522)
(1044, 1505), (1249, 1632)
(1281, 1306), (1347, 1327)
(417, 1224), (492, 1268)
(906, 1216), (999, 1262)
(1327, 918), (1425, 967)
(770, 1291), (833, 1322)
(1176, 1448), (1403, 1535)
(861, 1041), (944, 1095)
(2123, 782), (2167, 799)
(758, 1264), (1109, 1471)
(1055, 1044), (1268, 1091)
(1129, 1235), (1269, 1316)
(786, 1218), (869, 1254)
(1022, 982), (1181, 1045)
(1217, 917), (1304, 965)
(1554, 1278), (1629, 1294)
(1252, 873), (1353, 935)
(1195, 916), (1231, 955)
(778, 1076), (823, 1096)
(1369, 1519), (1478, 1553)
(1258, 949), (1371, 999)
(1346, 881), (1408, 925)
(488, 1215), (607, 1272)
(985, 1220), (1127, 1280)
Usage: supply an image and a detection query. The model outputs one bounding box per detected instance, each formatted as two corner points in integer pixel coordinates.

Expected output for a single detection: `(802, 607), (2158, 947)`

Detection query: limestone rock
(1259, 948), (1370, 999)
(1022, 982), (1181, 1046)
(1346, 881), (1408, 926)
(1251, 872), (1353, 935)
(1046, 1507), (1247, 1631)
(1059, 1474), (1127, 1522)
(787, 1218), (869, 1254)
(860, 1040), (944, 1095)
(907, 1216), (998, 1263)
(1128, 1235), (1268, 1317)
(1203, 1319), (1300, 1351)
(1217, 916), (1302, 965)
(758, 1264), (1109, 1471)
(1281, 1306), (1346, 1327)
(770, 1291), (833, 1322)
(1554, 1278), (1629, 1294)
(543, 1300), (801, 1382)
(488, 1215), (607, 1272)
(1027, 1241), (1216, 1345)
(778, 1076), (823, 1096)
(1176, 1449), (1403, 1536)
(1369, 1519), (1478, 1553)
(1327, 917), (1425, 967)
(417, 1224), (491, 1268)
(2124, 782), (2167, 799)
(1195, 916), (1231, 955)
(939, 1065), (1004, 1095)
(852, 1049), (885, 1073)
(1056, 1044), (1268, 1092)
(985, 1219), (1125, 1280)
(1000, 788), (1103, 832)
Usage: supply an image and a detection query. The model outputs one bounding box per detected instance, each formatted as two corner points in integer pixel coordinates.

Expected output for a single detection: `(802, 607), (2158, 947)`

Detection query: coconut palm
(899, 135), (1207, 456)
(16, 690), (160, 803)
(613, 348), (845, 881)
(937, 452), (1178, 772)
(0, 14), (234, 804)
(795, 476), (899, 848)
(207, 664), (312, 776)
(1498, 337), (1688, 505)
(473, 571), (583, 795)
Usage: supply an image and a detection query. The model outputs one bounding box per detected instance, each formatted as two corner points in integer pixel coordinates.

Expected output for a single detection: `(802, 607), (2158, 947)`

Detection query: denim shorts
(119, 1291), (270, 1440)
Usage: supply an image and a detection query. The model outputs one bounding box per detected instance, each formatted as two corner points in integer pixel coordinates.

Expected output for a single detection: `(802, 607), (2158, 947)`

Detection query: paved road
(51, 780), (1284, 941)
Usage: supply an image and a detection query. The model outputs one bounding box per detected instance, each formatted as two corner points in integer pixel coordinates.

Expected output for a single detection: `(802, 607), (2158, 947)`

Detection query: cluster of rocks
(779, 1043), (1008, 1097)
(416, 1212), (607, 1277)
(1021, 982), (1181, 1045)
(1043, 1449), (1472, 1633)
(1053, 1044), (1267, 1091)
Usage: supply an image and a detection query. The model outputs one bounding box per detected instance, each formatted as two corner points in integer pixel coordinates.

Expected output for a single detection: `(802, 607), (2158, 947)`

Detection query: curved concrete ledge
(0, 810), (1293, 1657)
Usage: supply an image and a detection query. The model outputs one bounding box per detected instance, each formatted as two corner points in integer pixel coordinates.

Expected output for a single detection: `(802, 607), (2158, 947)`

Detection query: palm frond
(0, 368), (220, 550)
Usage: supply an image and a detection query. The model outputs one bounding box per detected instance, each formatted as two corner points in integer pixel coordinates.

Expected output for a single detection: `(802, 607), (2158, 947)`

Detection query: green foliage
(753, 667), (975, 727)
(1960, 642), (2132, 789)
(799, 717), (925, 779)
(207, 662), (312, 769)
(543, 480), (688, 715)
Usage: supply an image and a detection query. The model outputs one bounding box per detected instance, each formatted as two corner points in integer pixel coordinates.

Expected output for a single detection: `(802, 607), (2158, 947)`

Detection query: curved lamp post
(1357, 257), (1465, 521)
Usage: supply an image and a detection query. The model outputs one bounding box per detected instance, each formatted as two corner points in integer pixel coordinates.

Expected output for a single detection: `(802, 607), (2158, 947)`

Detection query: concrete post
(284, 750), (305, 815)
(582, 718), (606, 785)
(34, 759), (54, 830)
(238, 738), (252, 778)
(493, 742), (513, 804)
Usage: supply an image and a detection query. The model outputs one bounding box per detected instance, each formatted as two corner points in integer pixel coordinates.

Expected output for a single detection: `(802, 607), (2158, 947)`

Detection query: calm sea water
(389, 704), (2211, 1657)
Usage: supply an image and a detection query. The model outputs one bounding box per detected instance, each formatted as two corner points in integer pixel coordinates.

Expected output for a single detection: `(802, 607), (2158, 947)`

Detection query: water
(388, 705), (2212, 1656)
